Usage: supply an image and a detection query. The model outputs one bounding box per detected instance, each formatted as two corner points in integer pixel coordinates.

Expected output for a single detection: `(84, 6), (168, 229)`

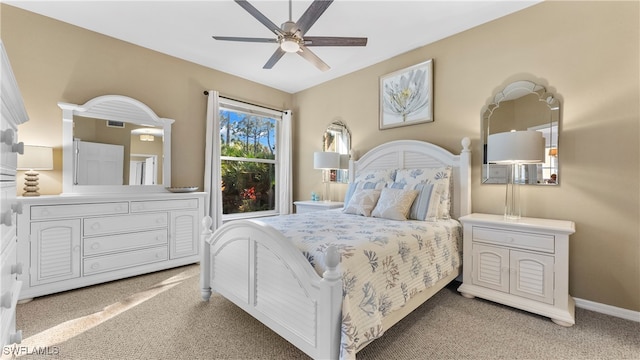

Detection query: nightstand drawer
(472, 226), (555, 253)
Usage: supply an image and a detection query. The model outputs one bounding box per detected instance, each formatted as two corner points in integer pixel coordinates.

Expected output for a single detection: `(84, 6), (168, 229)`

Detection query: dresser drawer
(472, 226), (555, 253)
(31, 202), (128, 220)
(83, 246), (168, 275)
(130, 198), (199, 212)
(84, 229), (168, 256)
(1, 182), (17, 252)
(0, 240), (18, 303)
(84, 213), (167, 236)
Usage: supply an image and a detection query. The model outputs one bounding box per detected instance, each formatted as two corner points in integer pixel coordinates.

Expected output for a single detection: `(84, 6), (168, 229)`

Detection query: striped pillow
(390, 182), (436, 221)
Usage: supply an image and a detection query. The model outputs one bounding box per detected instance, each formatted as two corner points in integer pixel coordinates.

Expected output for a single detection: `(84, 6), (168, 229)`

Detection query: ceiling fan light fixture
(280, 38), (300, 53)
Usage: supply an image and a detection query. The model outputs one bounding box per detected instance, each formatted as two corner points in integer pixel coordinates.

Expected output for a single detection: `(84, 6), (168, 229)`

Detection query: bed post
(200, 216), (213, 301)
(317, 245), (342, 360)
(459, 137), (472, 217)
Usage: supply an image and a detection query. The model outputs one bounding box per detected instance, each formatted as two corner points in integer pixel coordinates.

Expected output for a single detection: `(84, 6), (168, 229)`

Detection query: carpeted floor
(8, 264), (640, 359)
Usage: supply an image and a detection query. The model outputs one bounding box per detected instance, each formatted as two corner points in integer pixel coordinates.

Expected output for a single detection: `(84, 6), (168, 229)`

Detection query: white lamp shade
(487, 131), (545, 164)
(313, 151), (340, 169)
(17, 145), (54, 170)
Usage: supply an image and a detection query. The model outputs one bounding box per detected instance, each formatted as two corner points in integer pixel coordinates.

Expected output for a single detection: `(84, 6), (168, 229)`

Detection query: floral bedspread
(256, 209), (462, 359)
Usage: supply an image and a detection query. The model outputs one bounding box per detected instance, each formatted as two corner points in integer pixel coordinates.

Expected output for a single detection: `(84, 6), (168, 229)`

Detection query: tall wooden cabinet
(17, 193), (205, 300)
(1, 41), (28, 348)
(457, 213), (576, 326)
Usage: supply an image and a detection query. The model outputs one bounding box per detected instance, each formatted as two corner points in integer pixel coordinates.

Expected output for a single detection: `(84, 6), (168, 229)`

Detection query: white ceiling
(6, 0), (540, 94)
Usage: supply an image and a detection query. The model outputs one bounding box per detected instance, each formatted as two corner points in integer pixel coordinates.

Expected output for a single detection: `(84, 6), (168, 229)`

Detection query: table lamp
(487, 130), (544, 219)
(313, 151), (340, 202)
(17, 145), (53, 196)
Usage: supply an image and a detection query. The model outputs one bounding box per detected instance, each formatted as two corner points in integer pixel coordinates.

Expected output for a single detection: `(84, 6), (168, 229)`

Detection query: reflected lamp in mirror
(17, 145), (53, 197)
(487, 130), (544, 220)
(313, 151), (340, 202)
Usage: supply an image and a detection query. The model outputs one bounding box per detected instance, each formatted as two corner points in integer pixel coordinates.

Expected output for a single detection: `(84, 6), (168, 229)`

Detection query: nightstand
(294, 200), (343, 214)
(457, 213), (576, 326)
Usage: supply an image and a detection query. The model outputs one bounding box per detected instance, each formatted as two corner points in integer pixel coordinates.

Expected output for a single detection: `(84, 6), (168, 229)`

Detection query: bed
(200, 138), (471, 359)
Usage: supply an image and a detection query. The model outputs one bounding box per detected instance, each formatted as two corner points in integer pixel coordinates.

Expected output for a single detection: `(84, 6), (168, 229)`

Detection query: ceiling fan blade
(297, 45), (330, 72)
(304, 36), (368, 47)
(296, 0), (333, 35)
(234, 0), (284, 37)
(263, 48), (286, 69)
(213, 36), (277, 43)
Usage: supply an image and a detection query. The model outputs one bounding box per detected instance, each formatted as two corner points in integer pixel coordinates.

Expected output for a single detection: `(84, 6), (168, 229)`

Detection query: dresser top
(18, 192), (207, 205)
(459, 213), (576, 235)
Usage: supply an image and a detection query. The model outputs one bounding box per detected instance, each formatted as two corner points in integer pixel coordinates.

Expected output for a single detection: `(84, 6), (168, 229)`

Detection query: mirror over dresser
(16, 95), (205, 301)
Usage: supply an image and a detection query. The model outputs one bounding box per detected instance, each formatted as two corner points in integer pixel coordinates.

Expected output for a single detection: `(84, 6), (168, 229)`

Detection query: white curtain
(204, 90), (222, 230)
(279, 110), (292, 214)
(204, 91), (293, 229)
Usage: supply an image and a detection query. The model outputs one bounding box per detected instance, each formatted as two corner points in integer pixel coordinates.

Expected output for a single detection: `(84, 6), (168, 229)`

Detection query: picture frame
(379, 59), (433, 130)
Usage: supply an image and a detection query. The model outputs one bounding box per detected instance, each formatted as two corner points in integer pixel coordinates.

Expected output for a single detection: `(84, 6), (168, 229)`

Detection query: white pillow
(394, 167), (452, 220)
(371, 188), (419, 221)
(343, 188), (382, 217)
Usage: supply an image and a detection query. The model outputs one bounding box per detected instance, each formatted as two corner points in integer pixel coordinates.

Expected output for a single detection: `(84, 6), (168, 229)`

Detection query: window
(219, 98), (282, 217)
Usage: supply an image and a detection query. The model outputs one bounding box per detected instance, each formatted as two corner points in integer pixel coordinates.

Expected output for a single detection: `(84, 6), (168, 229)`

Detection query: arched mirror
(323, 120), (351, 184)
(59, 95), (173, 194)
(482, 80), (560, 185)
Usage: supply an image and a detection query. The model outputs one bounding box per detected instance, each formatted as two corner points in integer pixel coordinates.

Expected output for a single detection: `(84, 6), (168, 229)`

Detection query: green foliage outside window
(220, 110), (277, 214)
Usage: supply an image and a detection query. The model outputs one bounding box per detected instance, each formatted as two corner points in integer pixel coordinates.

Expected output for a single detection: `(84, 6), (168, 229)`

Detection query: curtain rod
(203, 90), (283, 113)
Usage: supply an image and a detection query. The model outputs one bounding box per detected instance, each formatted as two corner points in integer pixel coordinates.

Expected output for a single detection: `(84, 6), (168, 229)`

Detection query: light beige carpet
(9, 264), (640, 359)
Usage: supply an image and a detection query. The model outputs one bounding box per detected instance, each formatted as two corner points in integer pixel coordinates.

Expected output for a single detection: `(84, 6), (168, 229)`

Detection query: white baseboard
(574, 297), (640, 322)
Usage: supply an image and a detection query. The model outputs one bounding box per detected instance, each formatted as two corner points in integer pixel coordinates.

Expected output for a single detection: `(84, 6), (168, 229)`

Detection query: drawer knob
(11, 202), (23, 215)
(91, 222), (101, 231)
(0, 292), (12, 308)
(1, 128), (15, 145)
(91, 263), (100, 270)
(91, 243), (100, 250)
(156, 218), (165, 224)
(73, 245), (80, 252)
(12, 142), (24, 155)
(10, 330), (22, 344)
(1, 211), (12, 226)
(11, 263), (23, 275)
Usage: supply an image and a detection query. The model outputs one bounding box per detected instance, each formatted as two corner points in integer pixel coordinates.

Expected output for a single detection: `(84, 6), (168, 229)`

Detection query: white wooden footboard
(200, 216), (343, 360)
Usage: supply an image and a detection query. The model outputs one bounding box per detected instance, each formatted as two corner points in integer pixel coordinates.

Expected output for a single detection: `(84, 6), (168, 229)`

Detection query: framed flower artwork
(379, 59), (433, 129)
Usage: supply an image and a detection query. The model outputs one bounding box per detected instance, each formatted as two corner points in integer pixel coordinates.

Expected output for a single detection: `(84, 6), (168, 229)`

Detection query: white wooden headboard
(348, 138), (471, 219)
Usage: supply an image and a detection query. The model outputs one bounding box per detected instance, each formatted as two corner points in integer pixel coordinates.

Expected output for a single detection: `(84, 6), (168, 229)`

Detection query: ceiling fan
(212, 0), (368, 71)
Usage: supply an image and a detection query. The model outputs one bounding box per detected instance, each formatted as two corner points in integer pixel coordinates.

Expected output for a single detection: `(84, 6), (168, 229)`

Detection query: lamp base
(322, 181), (331, 202)
(23, 171), (41, 197)
(504, 164), (520, 220)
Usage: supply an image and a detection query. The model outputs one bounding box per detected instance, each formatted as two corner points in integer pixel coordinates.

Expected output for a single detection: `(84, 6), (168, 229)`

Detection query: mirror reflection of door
(129, 154), (158, 185)
(74, 140), (124, 185)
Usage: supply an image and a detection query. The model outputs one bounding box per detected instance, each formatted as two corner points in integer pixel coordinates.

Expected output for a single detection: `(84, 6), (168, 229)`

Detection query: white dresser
(457, 213), (576, 326)
(1, 41), (28, 348)
(16, 192), (205, 300)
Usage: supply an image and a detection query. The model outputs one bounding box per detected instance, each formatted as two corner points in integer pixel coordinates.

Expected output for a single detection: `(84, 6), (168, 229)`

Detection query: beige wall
(294, 1), (639, 312)
(1, 4), (293, 194)
(2, 2), (638, 313)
